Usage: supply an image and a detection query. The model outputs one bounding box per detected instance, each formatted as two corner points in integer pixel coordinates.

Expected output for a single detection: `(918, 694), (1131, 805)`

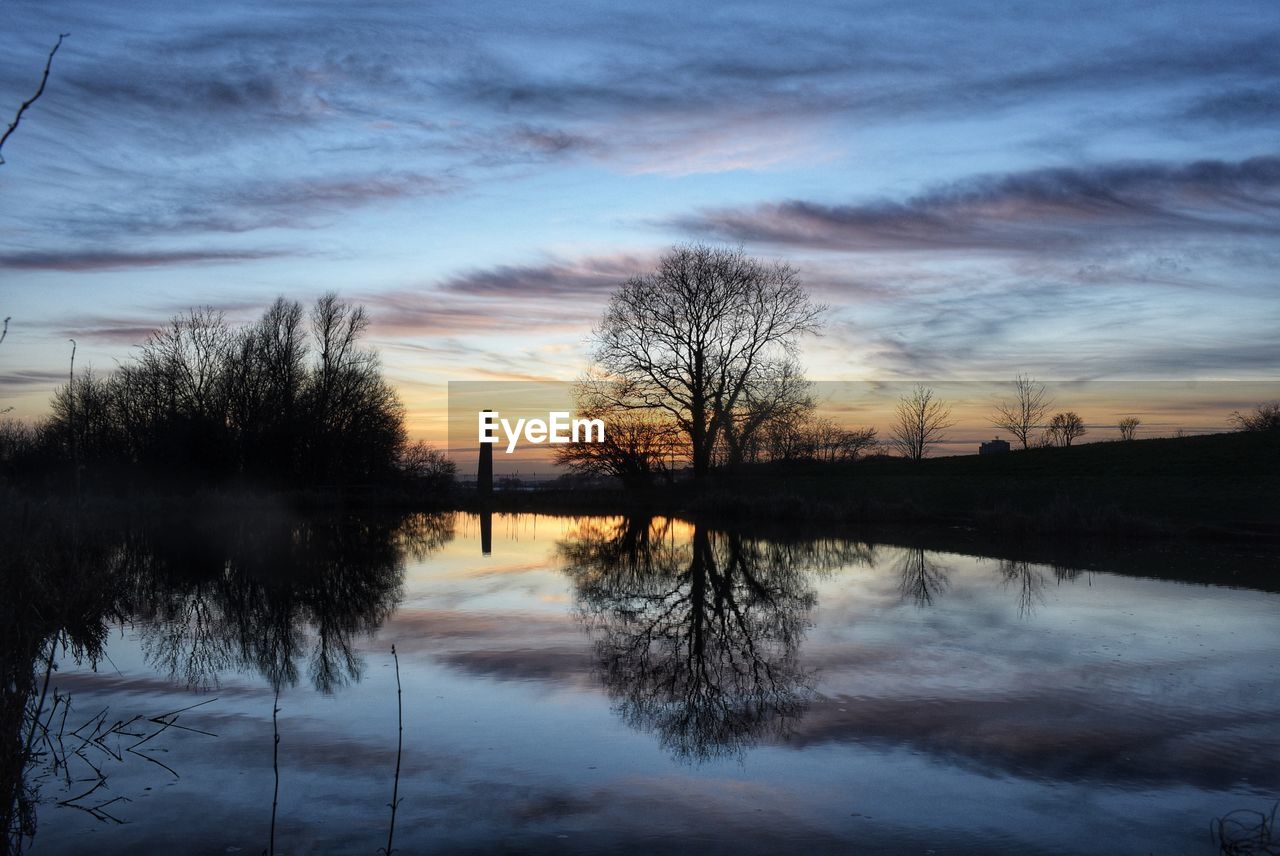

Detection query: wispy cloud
(0, 247), (289, 271)
(677, 155), (1280, 253)
(438, 254), (648, 300)
(0, 369), (68, 386)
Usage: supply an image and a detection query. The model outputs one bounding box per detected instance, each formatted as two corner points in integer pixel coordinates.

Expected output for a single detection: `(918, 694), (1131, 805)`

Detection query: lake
(6, 511), (1279, 854)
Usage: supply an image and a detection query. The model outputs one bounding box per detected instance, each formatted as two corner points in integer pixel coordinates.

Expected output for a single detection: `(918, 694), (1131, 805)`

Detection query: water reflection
(126, 513), (451, 692)
(894, 547), (951, 607)
(558, 517), (872, 761)
(4, 510), (1278, 854)
(997, 559), (1047, 618)
(1, 509), (452, 853)
(2, 511), (125, 853)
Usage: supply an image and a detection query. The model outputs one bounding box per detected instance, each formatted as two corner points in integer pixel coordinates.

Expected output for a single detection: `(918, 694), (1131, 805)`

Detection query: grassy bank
(469, 431), (1280, 542)
(5, 431), (1274, 543)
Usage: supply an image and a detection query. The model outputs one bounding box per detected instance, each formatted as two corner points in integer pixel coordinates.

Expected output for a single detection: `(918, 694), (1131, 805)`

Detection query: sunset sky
(2, 0), (1277, 446)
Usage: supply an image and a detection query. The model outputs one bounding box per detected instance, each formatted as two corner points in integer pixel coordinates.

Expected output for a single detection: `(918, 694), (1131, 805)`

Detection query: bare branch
(0, 33), (70, 166)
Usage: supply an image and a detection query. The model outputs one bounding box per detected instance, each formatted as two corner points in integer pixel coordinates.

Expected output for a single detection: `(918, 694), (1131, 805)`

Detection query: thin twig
(22, 632), (61, 767)
(269, 688), (280, 856)
(68, 338), (79, 502)
(0, 34), (69, 165)
(380, 645), (404, 856)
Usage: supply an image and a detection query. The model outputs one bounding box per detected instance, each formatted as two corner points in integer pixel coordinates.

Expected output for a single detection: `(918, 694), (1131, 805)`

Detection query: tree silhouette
(20, 294), (423, 490)
(554, 378), (682, 488)
(991, 374), (1053, 449)
(588, 245), (824, 479)
(889, 384), (954, 461)
(1229, 401), (1280, 432)
(1046, 411), (1087, 447)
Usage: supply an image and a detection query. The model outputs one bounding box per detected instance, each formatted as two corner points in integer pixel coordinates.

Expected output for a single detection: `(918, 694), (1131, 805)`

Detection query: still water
(8, 512), (1279, 854)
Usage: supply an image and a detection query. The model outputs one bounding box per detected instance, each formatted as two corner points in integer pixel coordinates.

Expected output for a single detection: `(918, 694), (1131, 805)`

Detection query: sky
(1, 0), (1278, 444)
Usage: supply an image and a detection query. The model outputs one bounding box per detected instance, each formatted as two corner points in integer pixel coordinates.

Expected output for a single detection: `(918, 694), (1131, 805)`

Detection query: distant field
(706, 430), (1279, 536)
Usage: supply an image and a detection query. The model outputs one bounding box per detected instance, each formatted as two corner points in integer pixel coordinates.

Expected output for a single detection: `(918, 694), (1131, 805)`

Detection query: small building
(979, 437), (1010, 455)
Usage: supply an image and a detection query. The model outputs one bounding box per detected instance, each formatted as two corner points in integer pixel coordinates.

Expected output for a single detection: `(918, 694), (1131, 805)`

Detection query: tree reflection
(559, 517), (870, 762)
(895, 547), (950, 607)
(2, 512), (125, 852)
(997, 559), (1047, 618)
(124, 512), (453, 692)
(1, 509), (450, 851)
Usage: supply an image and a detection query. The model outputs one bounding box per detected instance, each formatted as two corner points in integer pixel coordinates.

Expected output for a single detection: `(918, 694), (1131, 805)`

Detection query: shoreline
(3, 430), (1275, 545)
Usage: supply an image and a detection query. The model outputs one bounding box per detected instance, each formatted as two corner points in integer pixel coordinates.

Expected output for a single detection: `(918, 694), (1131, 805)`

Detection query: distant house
(979, 437), (1010, 455)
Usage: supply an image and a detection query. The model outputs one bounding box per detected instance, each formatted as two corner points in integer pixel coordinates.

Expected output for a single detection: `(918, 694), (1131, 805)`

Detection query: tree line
(1, 293), (453, 492)
(5, 246), (1276, 494)
(553, 244), (1278, 485)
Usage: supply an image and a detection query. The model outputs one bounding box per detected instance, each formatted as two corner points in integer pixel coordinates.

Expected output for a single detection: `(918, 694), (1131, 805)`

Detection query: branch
(0, 33), (70, 166)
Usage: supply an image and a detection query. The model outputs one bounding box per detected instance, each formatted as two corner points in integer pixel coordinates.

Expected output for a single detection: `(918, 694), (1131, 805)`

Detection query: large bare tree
(889, 384), (954, 461)
(590, 244), (824, 478)
(991, 374), (1052, 449)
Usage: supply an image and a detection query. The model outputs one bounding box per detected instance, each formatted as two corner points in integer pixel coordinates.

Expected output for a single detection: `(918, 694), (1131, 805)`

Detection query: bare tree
(889, 384), (954, 461)
(556, 377), (681, 488)
(398, 440), (456, 492)
(991, 374), (1052, 449)
(1046, 411), (1087, 446)
(718, 358), (814, 466)
(1117, 416), (1140, 441)
(590, 244), (824, 478)
(34, 294), (409, 488)
(1, 34), (69, 167)
(1229, 401), (1280, 432)
(760, 416), (877, 463)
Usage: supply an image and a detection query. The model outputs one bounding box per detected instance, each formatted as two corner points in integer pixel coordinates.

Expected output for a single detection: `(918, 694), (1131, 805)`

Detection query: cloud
(1180, 87), (1280, 127)
(676, 154), (1280, 253)
(789, 690), (1280, 791)
(360, 254), (650, 339)
(437, 647), (593, 682)
(364, 291), (598, 337)
(56, 322), (162, 344)
(439, 254), (646, 300)
(43, 170), (458, 241)
(0, 369), (69, 386)
(0, 247), (289, 271)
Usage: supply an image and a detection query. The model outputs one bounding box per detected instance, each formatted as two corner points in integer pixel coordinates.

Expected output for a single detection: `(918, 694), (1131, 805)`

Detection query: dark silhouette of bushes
(1230, 401), (1280, 433)
(8, 293), (445, 493)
